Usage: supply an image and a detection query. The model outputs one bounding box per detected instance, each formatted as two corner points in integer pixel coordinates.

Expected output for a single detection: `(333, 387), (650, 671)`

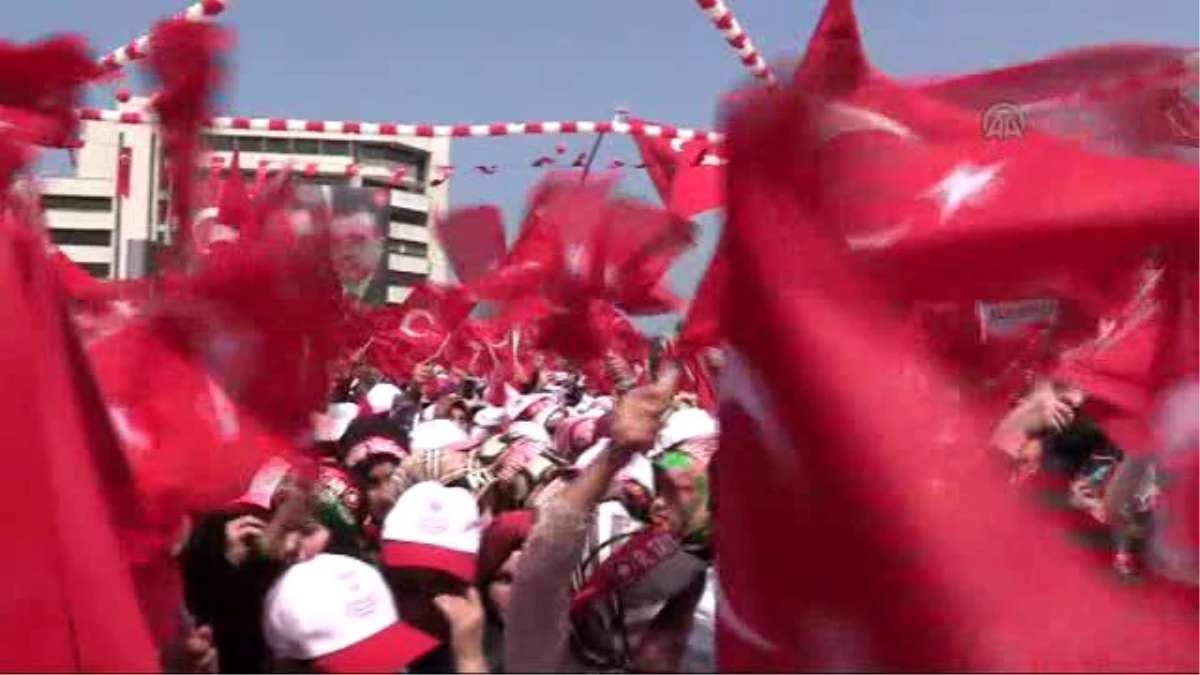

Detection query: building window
(356, 144), (426, 183)
(357, 143), (424, 166)
(356, 144), (387, 162)
(388, 206), (428, 227)
(207, 135), (235, 151)
(307, 175), (350, 187)
(391, 240), (428, 257)
(387, 270), (427, 287)
(49, 228), (112, 247)
(294, 138), (320, 155)
(321, 140), (351, 156)
(364, 176), (424, 195)
(264, 137), (291, 153)
(42, 195), (112, 212)
(233, 136), (265, 152)
(80, 262), (111, 278)
(211, 169), (258, 183)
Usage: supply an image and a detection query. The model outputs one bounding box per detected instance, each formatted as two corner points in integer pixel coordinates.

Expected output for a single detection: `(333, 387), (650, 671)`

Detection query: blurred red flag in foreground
(715, 0), (1198, 671)
(437, 205), (509, 285)
(0, 222), (157, 672)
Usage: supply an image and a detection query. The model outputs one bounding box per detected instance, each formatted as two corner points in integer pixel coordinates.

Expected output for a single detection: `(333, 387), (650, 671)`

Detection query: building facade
(40, 115), (451, 304)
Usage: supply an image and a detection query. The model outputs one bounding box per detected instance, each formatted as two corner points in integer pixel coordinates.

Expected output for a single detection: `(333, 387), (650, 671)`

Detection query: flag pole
(579, 108), (628, 184)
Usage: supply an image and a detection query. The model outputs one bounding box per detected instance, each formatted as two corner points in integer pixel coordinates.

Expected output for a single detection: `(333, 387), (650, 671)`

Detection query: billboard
(194, 183), (392, 306)
(292, 184), (391, 306)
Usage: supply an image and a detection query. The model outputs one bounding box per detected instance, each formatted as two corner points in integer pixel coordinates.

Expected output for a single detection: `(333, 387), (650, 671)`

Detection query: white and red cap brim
(380, 541), (477, 584)
(314, 621), (439, 674)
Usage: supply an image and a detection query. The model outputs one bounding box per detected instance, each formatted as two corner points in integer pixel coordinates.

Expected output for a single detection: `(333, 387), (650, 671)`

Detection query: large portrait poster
(292, 185), (391, 306)
(194, 182), (392, 306)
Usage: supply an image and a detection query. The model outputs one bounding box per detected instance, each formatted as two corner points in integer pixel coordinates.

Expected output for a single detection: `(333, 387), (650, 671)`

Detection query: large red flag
(436, 205), (509, 285)
(676, 232), (729, 354)
(0, 221), (157, 671)
(629, 122), (725, 218)
(715, 0), (1199, 671)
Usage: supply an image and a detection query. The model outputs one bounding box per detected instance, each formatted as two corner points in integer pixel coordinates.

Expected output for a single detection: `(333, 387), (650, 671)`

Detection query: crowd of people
(169, 357), (719, 673)
(149, 342), (1192, 674)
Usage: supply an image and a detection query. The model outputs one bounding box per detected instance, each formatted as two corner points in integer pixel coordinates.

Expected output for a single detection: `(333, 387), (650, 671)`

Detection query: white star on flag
(925, 162), (1005, 224)
(566, 244), (587, 277)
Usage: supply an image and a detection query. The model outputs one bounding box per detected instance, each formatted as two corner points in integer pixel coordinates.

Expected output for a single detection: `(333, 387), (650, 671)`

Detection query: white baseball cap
(472, 406), (507, 430)
(313, 403), (362, 443)
(343, 436), (407, 469)
(231, 456), (292, 510)
(365, 383), (404, 415)
(657, 408), (718, 454)
(263, 553), (439, 673)
(505, 393), (555, 423)
(507, 420), (551, 446)
(409, 419), (470, 453)
(381, 481), (482, 582)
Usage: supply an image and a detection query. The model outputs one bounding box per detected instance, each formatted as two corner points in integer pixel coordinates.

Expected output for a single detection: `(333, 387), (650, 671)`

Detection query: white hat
(657, 408), (718, 453)
(472, 406), (507, 430)
(263, 554), (439, 673)
(505, 393), (555, 423)
(343, 437), (407, 469)
(232, 456), (292, 509)
(591, 395), (615, 412)
(574, 439), (655, 495)
(381, 481), (482, 582)
(313, 403), (361, 443)
(365, 383), (404, 415)
(507, 420), (551, 446)
(409, 419), (469, 453)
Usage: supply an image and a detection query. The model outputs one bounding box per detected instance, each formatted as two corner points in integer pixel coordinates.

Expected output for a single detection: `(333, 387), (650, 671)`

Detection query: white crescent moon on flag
(844, 223), (909, 251)
(400, 309), (438, 340)
(566, 244), (588, 278)
(485, 334), (510, 353)
(717, 346), (800, 479)
(108, 405), (152, 459)
(815, 99), (920, 144)
(1156, 377), (1199, 454)
(715, 575), (781, 653)
(207, 376), (241, 441)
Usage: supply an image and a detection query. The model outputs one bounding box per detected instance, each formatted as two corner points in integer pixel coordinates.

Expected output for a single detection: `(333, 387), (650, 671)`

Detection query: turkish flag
(443, 319), (497, 376)
(380, 282), (474, 359)
(916, 44), (1198, 161)
(437, 205), (509, 285)
(630, 124), (725, 218)
(676, 231), (730, 354)
(116, 146), (132, 198)
(715, 0), (1199, 671)
(0, 220), (157, 671)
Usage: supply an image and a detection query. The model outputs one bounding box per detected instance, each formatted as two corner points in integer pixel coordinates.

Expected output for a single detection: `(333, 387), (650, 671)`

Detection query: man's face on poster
(331, 211), (384, 296)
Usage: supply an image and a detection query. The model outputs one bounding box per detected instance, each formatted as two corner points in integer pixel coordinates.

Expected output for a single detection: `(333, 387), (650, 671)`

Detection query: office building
(40, 111), (451, 304)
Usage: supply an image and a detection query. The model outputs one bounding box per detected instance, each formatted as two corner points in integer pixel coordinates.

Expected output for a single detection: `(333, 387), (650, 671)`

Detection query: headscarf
(476, 509), (536, 586)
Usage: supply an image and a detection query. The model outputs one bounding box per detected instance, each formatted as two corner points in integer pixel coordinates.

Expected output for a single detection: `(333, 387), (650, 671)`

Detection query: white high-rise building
(40, 115), (450, 304)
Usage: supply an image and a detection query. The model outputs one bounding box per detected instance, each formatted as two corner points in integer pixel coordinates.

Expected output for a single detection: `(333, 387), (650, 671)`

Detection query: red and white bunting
(96, 0), (230, 73)
(75, 108), (725, 143)
(693, 0), (777, 88)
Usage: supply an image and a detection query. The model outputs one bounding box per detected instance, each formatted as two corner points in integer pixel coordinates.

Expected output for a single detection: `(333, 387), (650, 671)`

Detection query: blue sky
(12, 0), (1199, 331)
